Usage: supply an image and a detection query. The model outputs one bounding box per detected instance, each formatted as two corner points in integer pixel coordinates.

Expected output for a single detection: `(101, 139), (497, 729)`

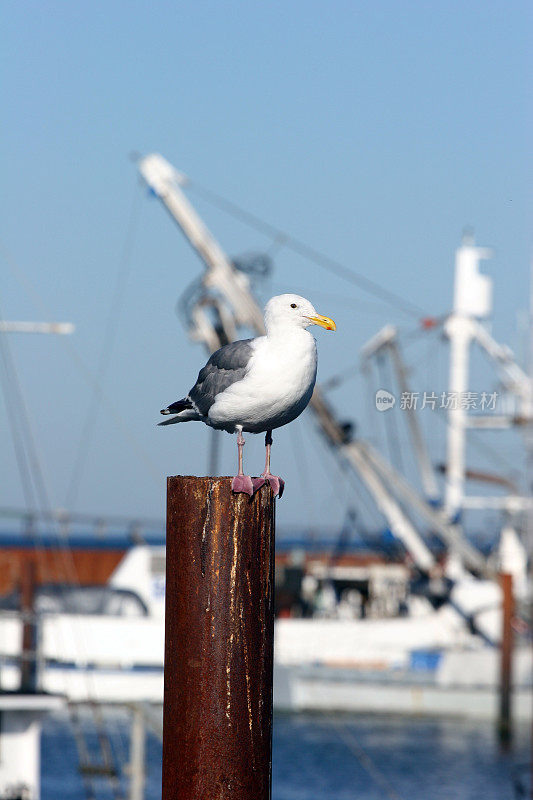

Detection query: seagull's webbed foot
(231, 475), (254, 496)
(252, 474), (285, 498)
(252, 430), (285, 497)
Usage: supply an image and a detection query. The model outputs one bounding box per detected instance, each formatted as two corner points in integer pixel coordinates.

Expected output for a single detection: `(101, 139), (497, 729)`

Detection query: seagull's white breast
(208, 329), (317, 433)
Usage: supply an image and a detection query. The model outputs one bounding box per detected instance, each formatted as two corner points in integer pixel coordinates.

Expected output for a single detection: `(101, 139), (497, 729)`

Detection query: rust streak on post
(162, 477), (275, 800)
(498, 572), (513, 748)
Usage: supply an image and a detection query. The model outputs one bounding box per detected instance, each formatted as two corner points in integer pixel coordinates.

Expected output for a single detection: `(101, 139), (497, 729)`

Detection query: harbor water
(41, 711), (530, 799)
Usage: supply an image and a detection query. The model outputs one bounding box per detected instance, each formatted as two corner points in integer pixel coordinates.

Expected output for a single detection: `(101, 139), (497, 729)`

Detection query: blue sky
(1, 2), (530, 536)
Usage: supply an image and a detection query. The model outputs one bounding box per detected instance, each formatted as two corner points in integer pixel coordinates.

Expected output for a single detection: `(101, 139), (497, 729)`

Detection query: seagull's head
(264, 294), (336, 335)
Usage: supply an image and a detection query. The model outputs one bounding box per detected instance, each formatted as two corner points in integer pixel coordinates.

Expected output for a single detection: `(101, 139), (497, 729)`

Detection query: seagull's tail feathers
(158, 397), (201, 426)
(161, 397), (194, 415)
(158, 414), (189, 426)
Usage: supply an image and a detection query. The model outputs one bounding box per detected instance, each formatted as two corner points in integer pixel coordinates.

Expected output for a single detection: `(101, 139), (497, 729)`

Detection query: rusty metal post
(20, 559), (38, 693)
(498, 572), (513, 747)
(163, 477), (276, 800)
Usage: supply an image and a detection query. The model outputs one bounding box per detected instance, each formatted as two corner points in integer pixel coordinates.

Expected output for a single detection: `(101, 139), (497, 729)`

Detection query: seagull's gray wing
(188, 339), (254, 417)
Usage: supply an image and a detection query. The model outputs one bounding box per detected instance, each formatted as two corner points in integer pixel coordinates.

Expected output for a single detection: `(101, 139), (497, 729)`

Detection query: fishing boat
(0, 154), (531, 725)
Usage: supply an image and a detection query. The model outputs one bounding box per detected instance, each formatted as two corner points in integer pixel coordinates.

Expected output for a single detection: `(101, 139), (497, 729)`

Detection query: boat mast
(444, 235), (492, 521)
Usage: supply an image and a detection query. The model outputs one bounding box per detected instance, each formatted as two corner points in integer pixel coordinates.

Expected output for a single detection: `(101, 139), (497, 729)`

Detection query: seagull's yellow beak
(307, 314), (336, 331)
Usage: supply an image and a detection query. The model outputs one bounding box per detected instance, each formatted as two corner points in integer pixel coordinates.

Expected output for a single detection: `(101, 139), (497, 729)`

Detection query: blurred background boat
(1, 154), (531, 709)
(0, 154), (531, 798)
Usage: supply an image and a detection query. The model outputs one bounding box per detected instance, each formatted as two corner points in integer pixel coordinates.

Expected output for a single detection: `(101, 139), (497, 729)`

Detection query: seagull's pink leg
(252, 431), (285, 498)
(231, 426), (254, 496)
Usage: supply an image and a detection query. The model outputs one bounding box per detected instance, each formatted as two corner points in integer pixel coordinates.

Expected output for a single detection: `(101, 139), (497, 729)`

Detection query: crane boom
(138, 154), (263, 332)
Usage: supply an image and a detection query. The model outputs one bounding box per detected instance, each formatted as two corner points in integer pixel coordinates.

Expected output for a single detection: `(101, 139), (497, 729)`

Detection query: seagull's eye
(290, 303), (297, 309)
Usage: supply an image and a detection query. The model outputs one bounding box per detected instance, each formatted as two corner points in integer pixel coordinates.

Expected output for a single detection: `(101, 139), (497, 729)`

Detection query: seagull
(159, 294), (336, 497)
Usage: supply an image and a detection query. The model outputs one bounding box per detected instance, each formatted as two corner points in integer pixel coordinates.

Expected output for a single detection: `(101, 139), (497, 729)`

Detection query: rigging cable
(0, 300), (53, 514)
(312, 422), (354, 511)
(312, 416), (384, 532)
(0, 312), (38, 511)
(0, 338), (128, 798)
(0, 252), (133, 796)
(430, 400), (522, 484)
(268, 282), (398, 316)
(0, 239), (161, 486)
(378, 352), (405, 475)
(320, 321), (443, 392)
(186, 178), (429, 320)
(65, 182), (142, 510)
(289, 418), (321, 539)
